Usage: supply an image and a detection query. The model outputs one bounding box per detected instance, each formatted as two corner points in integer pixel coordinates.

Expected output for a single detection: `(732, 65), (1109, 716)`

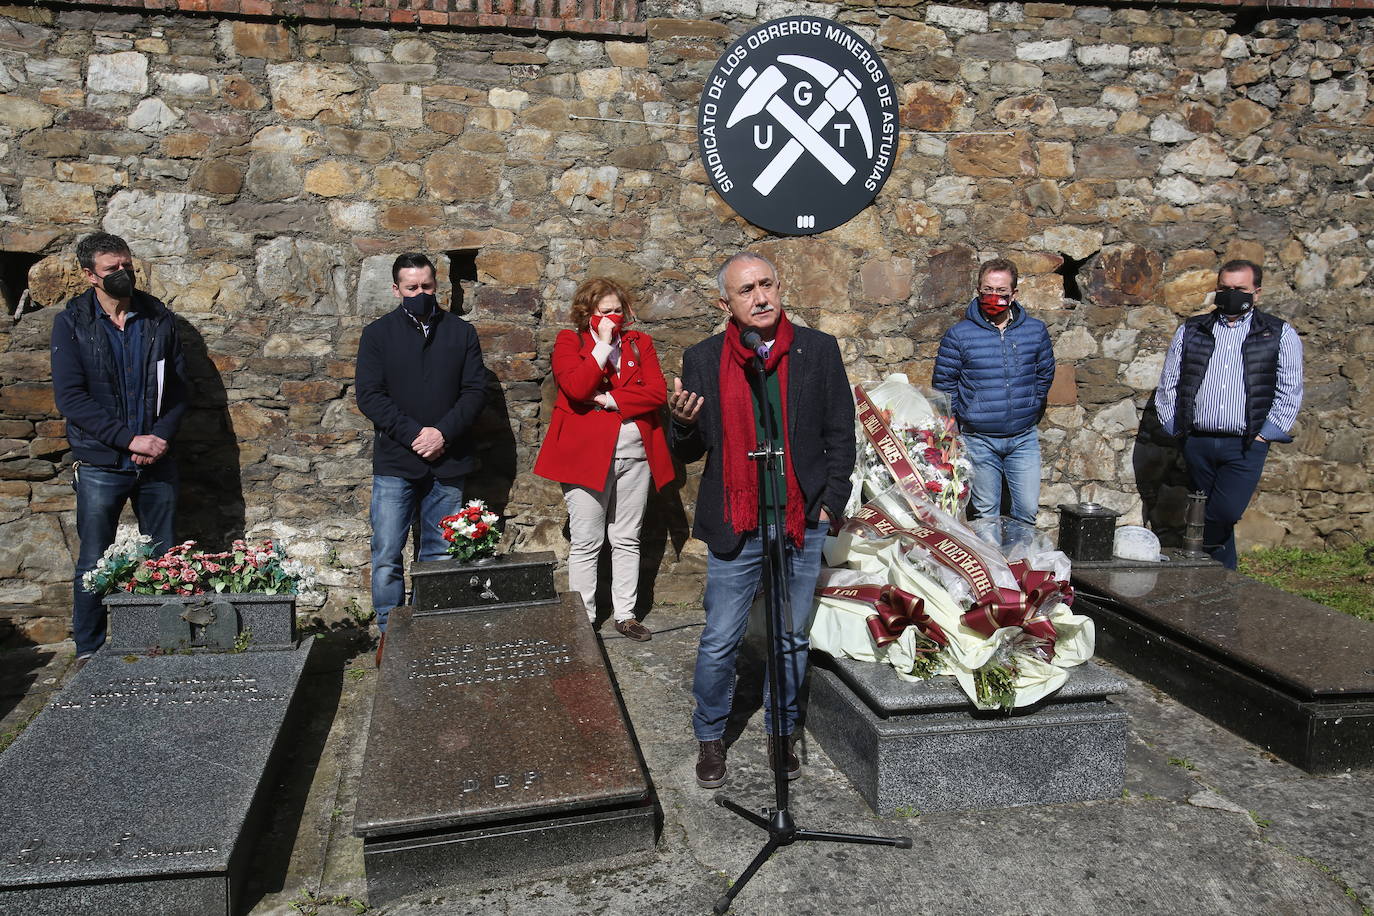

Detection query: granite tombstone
(1073, 564), (1374, 773)
(410, 551), (557, 614)
(0, 633), (313, 915)
(353, 557), (654, 905)
(806, 656), (1129, 814)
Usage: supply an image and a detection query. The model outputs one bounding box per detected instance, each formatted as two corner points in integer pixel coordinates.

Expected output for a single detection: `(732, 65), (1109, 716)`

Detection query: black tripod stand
(711, 335), (911, 915)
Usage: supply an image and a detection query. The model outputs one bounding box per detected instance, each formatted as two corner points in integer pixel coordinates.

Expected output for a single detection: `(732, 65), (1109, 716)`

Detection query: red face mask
(978, 292), (1010, 320)
(590, 313), (625, 333)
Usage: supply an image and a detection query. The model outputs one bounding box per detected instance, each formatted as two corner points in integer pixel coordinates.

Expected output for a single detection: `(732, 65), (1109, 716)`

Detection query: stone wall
(2, 1), (1371, 640)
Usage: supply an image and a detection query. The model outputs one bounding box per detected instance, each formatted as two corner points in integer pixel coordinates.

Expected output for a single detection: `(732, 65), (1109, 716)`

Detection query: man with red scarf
(668, 252), (855, 788)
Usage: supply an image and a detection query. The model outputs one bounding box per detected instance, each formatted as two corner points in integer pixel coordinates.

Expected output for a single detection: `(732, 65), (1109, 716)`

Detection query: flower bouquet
(83, 528), (318, 597)
(848, 374), (972, 517)
(439, 499), (501, 563)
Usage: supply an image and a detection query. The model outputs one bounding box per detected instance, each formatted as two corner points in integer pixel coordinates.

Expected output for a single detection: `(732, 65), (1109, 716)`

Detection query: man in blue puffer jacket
(51, 232), (189, 664)
(932, 258), (1055, 526)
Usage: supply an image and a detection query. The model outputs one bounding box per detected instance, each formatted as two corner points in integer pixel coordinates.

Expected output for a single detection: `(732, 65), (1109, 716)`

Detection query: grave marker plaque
(1073, 565), (1374, 772)
(353, 592), (653, 904)
(410, 552), (557, 614)
(0, 643), (313, 915)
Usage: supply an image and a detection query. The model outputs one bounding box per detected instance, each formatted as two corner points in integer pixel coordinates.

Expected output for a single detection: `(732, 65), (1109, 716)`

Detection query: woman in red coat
(534, 277), (675, 640)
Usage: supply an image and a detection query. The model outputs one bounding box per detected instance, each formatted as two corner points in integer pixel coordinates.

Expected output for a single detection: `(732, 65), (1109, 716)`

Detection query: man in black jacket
(668, 251), (855, 788)
(51, 232), (189, 663)
(355, 253), (487, 641)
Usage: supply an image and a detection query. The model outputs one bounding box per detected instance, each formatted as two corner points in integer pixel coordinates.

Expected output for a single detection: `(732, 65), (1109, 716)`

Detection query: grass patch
(1240, 541), (1374, 623)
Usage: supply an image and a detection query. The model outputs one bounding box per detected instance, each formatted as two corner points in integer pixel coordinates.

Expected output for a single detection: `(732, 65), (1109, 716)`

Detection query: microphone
(740, 329), (768, 360)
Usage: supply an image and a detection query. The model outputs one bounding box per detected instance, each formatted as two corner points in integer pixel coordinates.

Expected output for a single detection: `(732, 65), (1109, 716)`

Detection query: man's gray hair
(716, 251), (778, 298)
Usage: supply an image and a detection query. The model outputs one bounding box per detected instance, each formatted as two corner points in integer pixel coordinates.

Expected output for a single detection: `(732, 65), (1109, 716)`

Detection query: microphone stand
(710, 341), (911, 915)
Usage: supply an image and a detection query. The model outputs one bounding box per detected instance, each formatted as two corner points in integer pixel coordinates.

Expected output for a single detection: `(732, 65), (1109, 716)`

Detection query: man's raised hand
(669, 377), (703, 425)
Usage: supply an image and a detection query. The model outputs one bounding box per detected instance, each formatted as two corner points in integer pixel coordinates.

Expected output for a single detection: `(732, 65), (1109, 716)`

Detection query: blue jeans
(72, 461), (178, 656)
(963, 429), (1042, 526)
(692, 520), (827, 741)
(369, 475), (465, 631)
(1183, 434), (1270, 570)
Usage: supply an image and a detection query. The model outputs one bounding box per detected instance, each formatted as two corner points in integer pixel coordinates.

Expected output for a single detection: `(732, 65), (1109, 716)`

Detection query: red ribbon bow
(817, 583), (949, 649)
(961, 562), (1073, 661)
(1008, 560), (1075, 615)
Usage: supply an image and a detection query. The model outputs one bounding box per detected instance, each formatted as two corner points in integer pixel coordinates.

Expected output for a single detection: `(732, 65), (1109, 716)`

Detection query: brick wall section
(41, 0), (646, 36)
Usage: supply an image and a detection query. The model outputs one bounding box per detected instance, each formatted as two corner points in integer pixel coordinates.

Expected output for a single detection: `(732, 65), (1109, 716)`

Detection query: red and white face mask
(590, 312), (625, 334)
(978, 292), (1011, 321)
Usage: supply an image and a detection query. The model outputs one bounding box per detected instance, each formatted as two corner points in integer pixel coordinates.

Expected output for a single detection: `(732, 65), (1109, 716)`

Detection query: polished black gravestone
(807, 656), (1128, 814)
(0, 641), (313, 915)
(353, 592), (653, 904)
(410, 552), (557, 613)
(103, 593), (297, 651)
(1073, 565), (1374, 773)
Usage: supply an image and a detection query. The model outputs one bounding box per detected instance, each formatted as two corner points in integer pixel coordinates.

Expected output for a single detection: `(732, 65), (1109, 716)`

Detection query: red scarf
(718, 314), (806, 546)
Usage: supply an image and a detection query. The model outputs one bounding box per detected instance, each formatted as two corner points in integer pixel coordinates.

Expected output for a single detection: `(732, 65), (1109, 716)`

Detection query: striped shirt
(1155, 310), (1304, 441)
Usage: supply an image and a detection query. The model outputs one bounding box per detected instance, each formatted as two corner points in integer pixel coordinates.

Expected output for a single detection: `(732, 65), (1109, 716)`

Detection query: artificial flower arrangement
(82, 527), (317, 597)
(438, 499), (502, 562)
(849, 374), (973, 517)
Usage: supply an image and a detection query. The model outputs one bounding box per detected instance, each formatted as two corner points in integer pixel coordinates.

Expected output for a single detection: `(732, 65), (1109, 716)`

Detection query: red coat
(533, 328), (676, 491)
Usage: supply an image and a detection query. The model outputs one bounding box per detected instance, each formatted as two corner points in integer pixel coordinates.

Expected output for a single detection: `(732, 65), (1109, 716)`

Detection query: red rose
(473, 523), (488, 537)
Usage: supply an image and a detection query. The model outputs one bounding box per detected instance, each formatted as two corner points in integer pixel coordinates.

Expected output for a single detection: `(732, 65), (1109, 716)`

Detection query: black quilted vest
(1175, 308), (1284, 440)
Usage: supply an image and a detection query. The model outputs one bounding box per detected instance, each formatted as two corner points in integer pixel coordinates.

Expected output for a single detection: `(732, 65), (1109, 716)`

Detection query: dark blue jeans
(369, 474), (465, 632)
(1183, 434), (1270, 570)
(963, 429), (1042, 525)
(72, 461), (178, 655)
(691, 520), (827, 741)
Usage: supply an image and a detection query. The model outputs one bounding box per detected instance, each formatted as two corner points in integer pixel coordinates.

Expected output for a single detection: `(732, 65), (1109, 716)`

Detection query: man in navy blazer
(669, 251), (855, 788)
(355, 253), (487, 647)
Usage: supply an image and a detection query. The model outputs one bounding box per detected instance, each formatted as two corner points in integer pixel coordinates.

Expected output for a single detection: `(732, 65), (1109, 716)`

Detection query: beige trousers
(563, 455), (651, 623)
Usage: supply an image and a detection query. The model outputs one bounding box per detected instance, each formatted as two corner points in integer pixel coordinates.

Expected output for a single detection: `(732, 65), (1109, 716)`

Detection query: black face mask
(401, 292), (438, 319)
(100, 268), (135, 299)
(1214, 288), (1253, 316)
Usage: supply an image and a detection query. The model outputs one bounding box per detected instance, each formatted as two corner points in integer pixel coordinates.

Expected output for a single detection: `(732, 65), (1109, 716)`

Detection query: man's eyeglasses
(979, 286), (1013, 296)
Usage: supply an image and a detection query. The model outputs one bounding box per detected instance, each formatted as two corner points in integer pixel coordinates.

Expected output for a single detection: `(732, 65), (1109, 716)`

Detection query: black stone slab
(807, 658), (1128, 814)
(353, 595), (653, 903)
(104, 593), (297, 651)
(1071, 548), (1220, 571)
(0, 643), (314, 915)
(1073, 565), (1374, 772)
(410, 551), (557, 613)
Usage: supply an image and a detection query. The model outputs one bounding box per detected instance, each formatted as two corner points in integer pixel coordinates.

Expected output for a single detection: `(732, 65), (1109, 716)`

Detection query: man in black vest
(355, 253), (487, 654)
(1154, 259), (1304, 569)
(668, 252), (855, 788)
(51, 232), (189, 665)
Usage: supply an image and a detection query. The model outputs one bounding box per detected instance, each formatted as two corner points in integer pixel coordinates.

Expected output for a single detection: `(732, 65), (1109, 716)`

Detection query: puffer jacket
(932, 299), (1055, 436)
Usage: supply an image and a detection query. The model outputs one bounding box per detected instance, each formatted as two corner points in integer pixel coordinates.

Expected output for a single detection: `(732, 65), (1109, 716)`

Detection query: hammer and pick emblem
(725, 56), (872, 196)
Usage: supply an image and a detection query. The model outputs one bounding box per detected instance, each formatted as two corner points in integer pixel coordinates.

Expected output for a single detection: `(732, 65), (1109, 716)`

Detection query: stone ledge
(38, 0), (648, 36)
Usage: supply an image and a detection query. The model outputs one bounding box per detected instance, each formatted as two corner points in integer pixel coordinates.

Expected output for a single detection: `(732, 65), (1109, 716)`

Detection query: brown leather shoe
(696, 739), (727, 788)
(614, 618), (652, 641)
(767, 734), (800, 780)
(374, 632), (386, 668)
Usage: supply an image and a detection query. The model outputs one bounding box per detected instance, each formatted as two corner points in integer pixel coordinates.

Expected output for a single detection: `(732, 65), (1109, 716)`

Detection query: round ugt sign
(698, 16), (899, 236)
